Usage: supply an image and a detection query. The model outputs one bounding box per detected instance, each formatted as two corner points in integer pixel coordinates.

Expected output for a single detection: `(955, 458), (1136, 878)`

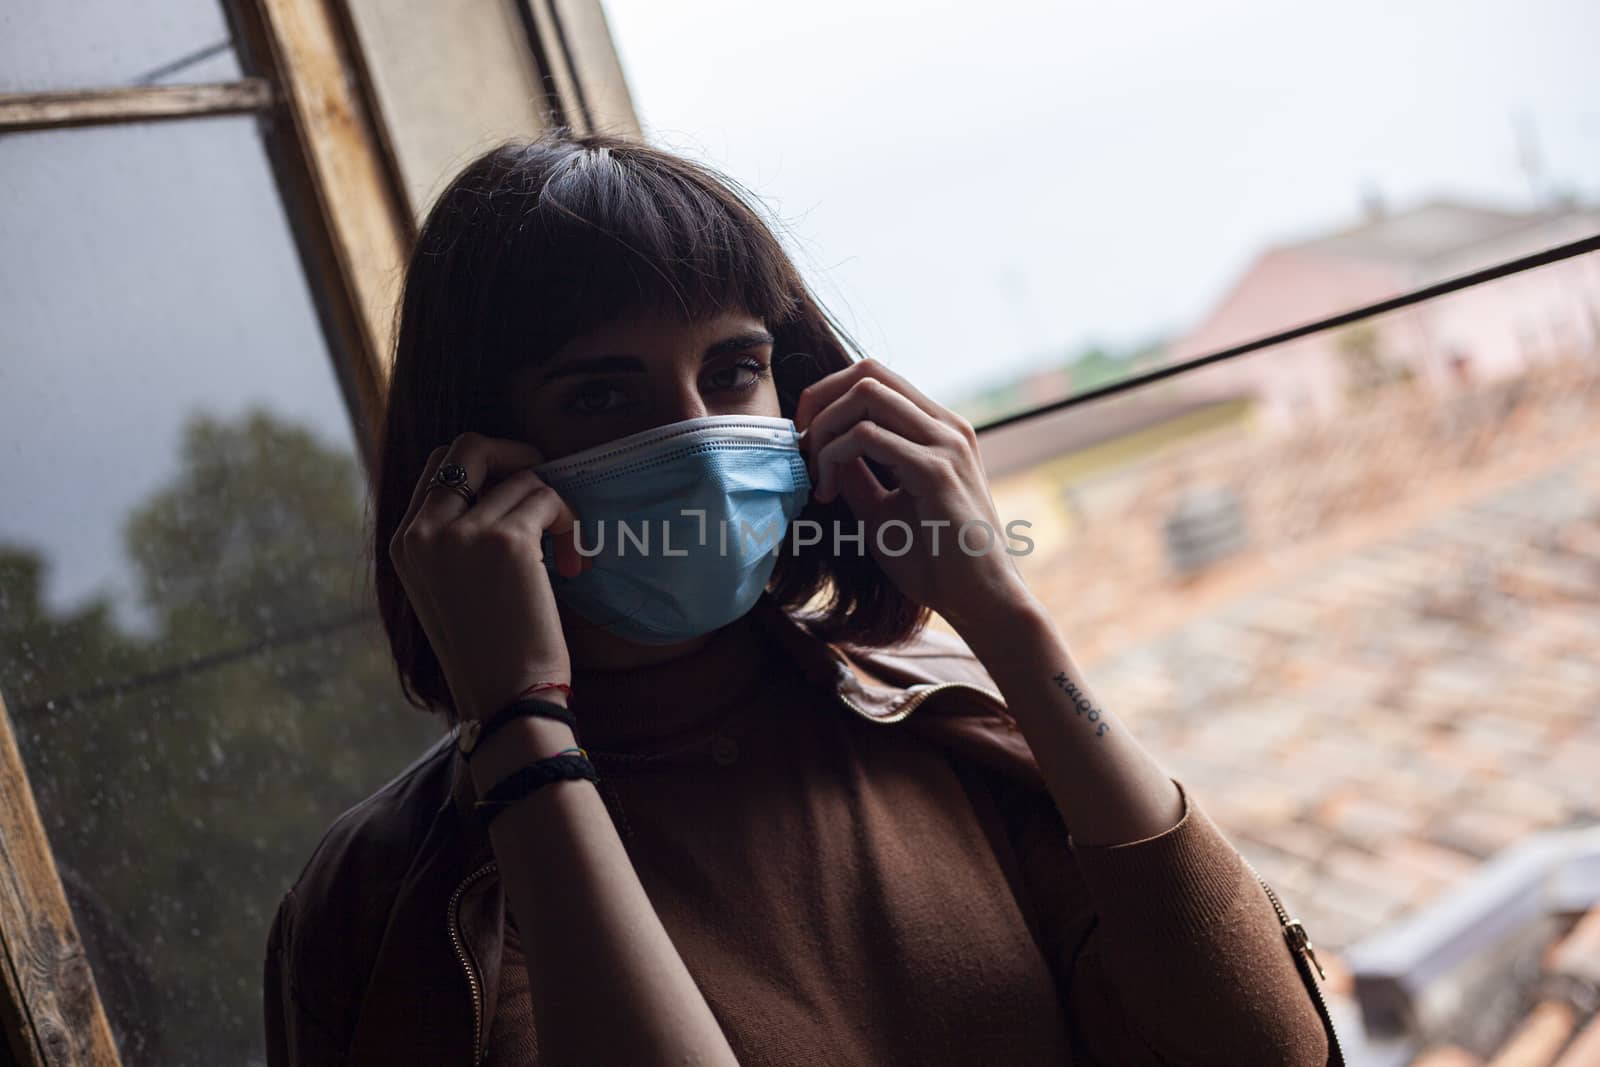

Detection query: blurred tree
(1065, 345), (1131, 391)
(1, 408), (443, 1066)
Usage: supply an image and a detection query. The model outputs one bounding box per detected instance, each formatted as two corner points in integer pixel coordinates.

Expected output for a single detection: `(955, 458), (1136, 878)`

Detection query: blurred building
(1173, 200), (1600, 430)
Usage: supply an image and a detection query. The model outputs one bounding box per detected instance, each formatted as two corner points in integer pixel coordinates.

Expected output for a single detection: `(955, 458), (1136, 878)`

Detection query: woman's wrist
(457, 676), (571, 725)
(468, 715), (580, 794)
(946, 583), (1055, 668)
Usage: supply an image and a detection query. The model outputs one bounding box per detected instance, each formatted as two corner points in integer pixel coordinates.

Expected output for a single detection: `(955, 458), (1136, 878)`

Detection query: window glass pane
(980, 254), (1600, 1045)
(0, 117), (443, 1066)
(602, 0), (1600, 425)
(0, 0), (242, 93)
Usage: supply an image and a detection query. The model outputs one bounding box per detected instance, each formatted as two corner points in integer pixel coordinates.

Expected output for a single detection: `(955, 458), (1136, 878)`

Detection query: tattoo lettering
(1051, 672), (1110, 737)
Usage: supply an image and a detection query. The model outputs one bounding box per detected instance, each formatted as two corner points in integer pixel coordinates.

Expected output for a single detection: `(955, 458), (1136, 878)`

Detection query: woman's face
(507, 307), (782, 460)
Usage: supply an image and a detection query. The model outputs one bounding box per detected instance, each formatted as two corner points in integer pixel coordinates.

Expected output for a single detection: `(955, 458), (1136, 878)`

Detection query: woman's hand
(794, 358), (1035, 635)
(388, 432), (591, 721)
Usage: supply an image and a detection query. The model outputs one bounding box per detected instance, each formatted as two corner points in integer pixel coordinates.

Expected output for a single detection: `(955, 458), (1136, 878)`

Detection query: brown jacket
(263, 598), (1344, 1064)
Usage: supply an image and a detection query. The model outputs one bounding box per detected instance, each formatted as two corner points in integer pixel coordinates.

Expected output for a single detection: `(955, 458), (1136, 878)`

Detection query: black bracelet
(474, 697), (580, 753)
(474, 752), (599, 828)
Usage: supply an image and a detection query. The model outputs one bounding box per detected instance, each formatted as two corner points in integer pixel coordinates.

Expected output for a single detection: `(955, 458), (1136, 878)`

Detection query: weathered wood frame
(0, 82), (274, 133)
(0, 695), (119, 1067)
(0, 2), (639, 1064)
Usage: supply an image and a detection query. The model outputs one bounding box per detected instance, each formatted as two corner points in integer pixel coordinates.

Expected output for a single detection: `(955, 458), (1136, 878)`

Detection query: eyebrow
(537, 328), (775, 385)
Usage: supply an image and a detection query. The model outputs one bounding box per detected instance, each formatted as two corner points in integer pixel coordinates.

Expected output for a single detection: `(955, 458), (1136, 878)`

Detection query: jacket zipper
(449, 861), (498, 1066)
(1241, 855), (1347, 1066)
(839, 674), (1347, 1066)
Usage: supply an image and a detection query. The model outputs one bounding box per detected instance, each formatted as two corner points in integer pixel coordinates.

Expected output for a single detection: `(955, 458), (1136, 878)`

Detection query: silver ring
(427, 461), (477, 507)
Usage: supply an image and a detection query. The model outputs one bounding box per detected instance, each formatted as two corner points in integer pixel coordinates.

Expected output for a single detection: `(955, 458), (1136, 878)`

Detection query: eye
(564, 382), (633, 416)
(705, 357), (771, 393)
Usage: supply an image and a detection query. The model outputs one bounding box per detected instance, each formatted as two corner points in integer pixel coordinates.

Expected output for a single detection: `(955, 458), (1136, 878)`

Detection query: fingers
(795, 359), (978, 500)
(836, 455), (894, 512)
(467, 468), (560, 525)
(414, 432), (548, 528)
(389, 437), (578, 719)
(813, 420), (947, 501)
(394, 446), (450, 557)
(460, 468), (590, 578)
(802, 376), (960, 496)
(500, 482), (590, 578)
(794, 357), (953, 435)
(389, 444), (460, 689)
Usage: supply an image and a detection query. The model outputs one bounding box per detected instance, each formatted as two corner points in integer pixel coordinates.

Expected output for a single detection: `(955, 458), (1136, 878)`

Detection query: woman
(263, 131), (1339, 1065)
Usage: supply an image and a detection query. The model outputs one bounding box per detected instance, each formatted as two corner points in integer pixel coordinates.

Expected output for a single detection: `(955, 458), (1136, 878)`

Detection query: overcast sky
(3, 0), (1596, 624)
(602, 0), (1600, 402)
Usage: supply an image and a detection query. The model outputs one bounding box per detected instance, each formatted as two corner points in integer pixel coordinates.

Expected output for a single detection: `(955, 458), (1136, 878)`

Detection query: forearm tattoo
(1052, 672), (1111, 737)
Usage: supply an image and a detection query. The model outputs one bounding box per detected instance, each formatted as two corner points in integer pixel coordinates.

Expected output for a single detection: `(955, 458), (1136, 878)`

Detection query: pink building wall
(1168, 206), (1600, 432)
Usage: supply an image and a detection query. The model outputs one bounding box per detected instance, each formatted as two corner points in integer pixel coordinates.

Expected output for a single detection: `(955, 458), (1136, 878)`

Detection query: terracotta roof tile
(1550, 1013), (1600, 1067)
(991, 356), (1600, 1059)
(1411, 1046), (1486, 1067)
(1484, 1001), (1578, 1067)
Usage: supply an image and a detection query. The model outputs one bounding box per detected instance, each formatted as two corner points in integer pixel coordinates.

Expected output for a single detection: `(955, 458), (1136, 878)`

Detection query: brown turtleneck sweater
(481, 616), (1330, 1065)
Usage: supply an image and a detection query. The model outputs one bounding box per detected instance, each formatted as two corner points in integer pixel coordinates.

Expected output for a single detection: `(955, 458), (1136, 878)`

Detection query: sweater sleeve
(995, 772), (1333, 1066)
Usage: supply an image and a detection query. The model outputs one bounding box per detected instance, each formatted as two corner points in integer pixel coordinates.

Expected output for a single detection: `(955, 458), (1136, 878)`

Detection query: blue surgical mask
(534, 414), (812, 644)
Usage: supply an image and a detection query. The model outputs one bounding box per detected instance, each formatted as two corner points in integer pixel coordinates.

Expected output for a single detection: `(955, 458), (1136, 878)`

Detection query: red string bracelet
(515, 680), (572, 701)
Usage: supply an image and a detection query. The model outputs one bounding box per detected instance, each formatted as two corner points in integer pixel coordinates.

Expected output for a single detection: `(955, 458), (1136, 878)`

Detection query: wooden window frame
(0, 2), (639, 1064)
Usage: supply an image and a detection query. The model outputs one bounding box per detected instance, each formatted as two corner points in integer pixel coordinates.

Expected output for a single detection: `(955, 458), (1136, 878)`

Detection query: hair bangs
(477, 143), (802, 390)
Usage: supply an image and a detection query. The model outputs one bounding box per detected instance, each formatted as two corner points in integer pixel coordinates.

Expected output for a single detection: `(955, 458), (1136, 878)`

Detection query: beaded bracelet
(474, 751), (599, 828)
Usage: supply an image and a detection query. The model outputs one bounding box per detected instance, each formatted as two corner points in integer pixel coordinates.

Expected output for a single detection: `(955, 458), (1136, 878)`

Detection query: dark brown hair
(372, 130), (929, 719)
